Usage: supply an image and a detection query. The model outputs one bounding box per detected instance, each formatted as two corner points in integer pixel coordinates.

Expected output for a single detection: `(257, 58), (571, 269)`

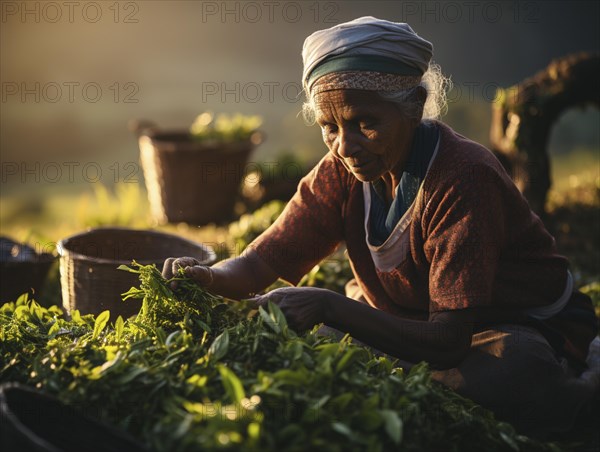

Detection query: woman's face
(314, 89), (419, 182)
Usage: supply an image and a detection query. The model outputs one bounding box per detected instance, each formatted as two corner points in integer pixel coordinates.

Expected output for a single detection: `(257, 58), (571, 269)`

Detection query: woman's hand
(253, 287), (339, 332)
(162, 257), (213, 290)
(161, 250), (279, 300)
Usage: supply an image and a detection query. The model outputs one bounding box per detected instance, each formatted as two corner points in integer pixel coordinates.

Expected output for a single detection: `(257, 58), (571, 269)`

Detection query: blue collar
(369, 121), (439, 246)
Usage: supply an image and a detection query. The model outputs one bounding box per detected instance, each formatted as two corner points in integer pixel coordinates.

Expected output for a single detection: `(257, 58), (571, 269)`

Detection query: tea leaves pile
(0, 264), (558, 451)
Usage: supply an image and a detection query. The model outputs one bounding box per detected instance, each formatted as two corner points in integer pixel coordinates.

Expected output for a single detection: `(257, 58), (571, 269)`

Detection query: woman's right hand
(162, 257), (213, 289)
(162, 249), (279, 300)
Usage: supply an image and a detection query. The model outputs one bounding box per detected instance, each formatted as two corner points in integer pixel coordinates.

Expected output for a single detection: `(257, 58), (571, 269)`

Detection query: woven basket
(0, 237), (55, 303)
(57, 228), (216, 317)
(138, 129), (261, 225)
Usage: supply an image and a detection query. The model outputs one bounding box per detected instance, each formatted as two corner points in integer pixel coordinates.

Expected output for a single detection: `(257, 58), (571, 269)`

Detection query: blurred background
(1, 0), (599, 231)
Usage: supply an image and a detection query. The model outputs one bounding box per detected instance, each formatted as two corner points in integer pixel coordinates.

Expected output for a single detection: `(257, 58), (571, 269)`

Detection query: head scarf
(302, 16), (433, 95)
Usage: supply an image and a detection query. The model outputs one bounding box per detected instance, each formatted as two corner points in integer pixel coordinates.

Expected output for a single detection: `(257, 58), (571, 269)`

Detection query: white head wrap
(302, 16), (433, 94)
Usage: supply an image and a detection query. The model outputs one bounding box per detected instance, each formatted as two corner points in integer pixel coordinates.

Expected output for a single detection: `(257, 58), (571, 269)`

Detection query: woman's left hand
(252, 287), (338, 332)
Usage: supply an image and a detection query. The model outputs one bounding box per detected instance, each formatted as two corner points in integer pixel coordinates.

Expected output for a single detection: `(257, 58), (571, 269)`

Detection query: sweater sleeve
(249, 154), (346, 285)
(423, 164), (509, 312)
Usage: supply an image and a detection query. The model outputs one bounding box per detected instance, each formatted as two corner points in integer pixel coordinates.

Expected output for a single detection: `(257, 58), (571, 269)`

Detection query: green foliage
(228, 201), (286, 252)
(190, 112), (262, 143)
(580, 281), (600, 318)
(0, 264), (559, 451)
(78, 183), (150, 228)
(92, 310), (110, 340)
(299, 252), (354, 294)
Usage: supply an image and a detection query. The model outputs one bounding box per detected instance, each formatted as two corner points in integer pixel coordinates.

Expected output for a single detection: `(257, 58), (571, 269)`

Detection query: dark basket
(0, 237), (56, 303)
(57, 227), (215, 317)
(0, 383), (149, 452)
(139, 129), (261, 225)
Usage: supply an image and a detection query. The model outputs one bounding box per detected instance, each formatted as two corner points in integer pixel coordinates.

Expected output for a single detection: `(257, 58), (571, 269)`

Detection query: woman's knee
(431, 324), (592, 436)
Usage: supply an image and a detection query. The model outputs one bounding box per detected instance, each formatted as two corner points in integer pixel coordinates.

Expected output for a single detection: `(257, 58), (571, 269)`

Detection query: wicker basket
(57, 228), (216, 317)
(138, 128), (261, 225)
(0, 237), (55, 303)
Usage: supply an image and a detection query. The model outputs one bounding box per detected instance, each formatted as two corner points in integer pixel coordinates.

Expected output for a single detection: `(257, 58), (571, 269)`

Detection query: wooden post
(490, 52), (599, 215)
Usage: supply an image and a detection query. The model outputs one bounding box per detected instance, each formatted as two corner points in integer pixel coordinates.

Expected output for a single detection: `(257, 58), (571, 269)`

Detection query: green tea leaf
(115, 315), (124, 342)
(330, 393), (353, 411)
(122, 287), (145, 300)
(217, 364), (245, 404)
(116, 366), (147, 385)
(380, 409), (403, 445)
(258, 301), (289, 335)
(271, 368), (308, 387)
(269, 301), (288, 331)
(187, 374), (208, 387)
(14, 305), (28, 319)
(70, 309), (82, 323)
(92, 310), (110, 339)
(336, 348), (359, 373)
(498, 423), (520, 451)
(357, 409), (383, 432)
(117, 264), (139, 273)
(259, 305), (280, 334)
(331, 422), (352, 437)
(155, 327), (167, 345)
(247, 422), (260, 440)
(208, 329), (229, 361)
(15, 292), (29, 304)
(47, 321), (60, 337)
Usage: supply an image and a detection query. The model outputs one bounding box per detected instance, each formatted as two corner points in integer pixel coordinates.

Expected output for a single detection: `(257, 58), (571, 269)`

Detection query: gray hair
(302, 62), (451, 124)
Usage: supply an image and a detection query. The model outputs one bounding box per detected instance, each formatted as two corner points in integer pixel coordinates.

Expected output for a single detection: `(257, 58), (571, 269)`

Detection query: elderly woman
(163, 17), (598, 436)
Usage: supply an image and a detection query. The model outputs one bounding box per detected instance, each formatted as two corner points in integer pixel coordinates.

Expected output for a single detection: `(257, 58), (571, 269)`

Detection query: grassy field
(549, 148), (599, 196)
(546, 149), (599, 288)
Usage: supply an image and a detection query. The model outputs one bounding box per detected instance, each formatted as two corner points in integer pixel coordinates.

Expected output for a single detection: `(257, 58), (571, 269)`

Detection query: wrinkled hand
(162, 257), (213, 290)
(252, 287), (337, 332)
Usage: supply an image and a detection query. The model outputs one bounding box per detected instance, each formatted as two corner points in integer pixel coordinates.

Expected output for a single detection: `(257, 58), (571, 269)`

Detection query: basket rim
(0, 383), (66, 452)
(0, 382), (149, 451)
(56, 227), (216, 266)
(139, 129), (262, 151)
